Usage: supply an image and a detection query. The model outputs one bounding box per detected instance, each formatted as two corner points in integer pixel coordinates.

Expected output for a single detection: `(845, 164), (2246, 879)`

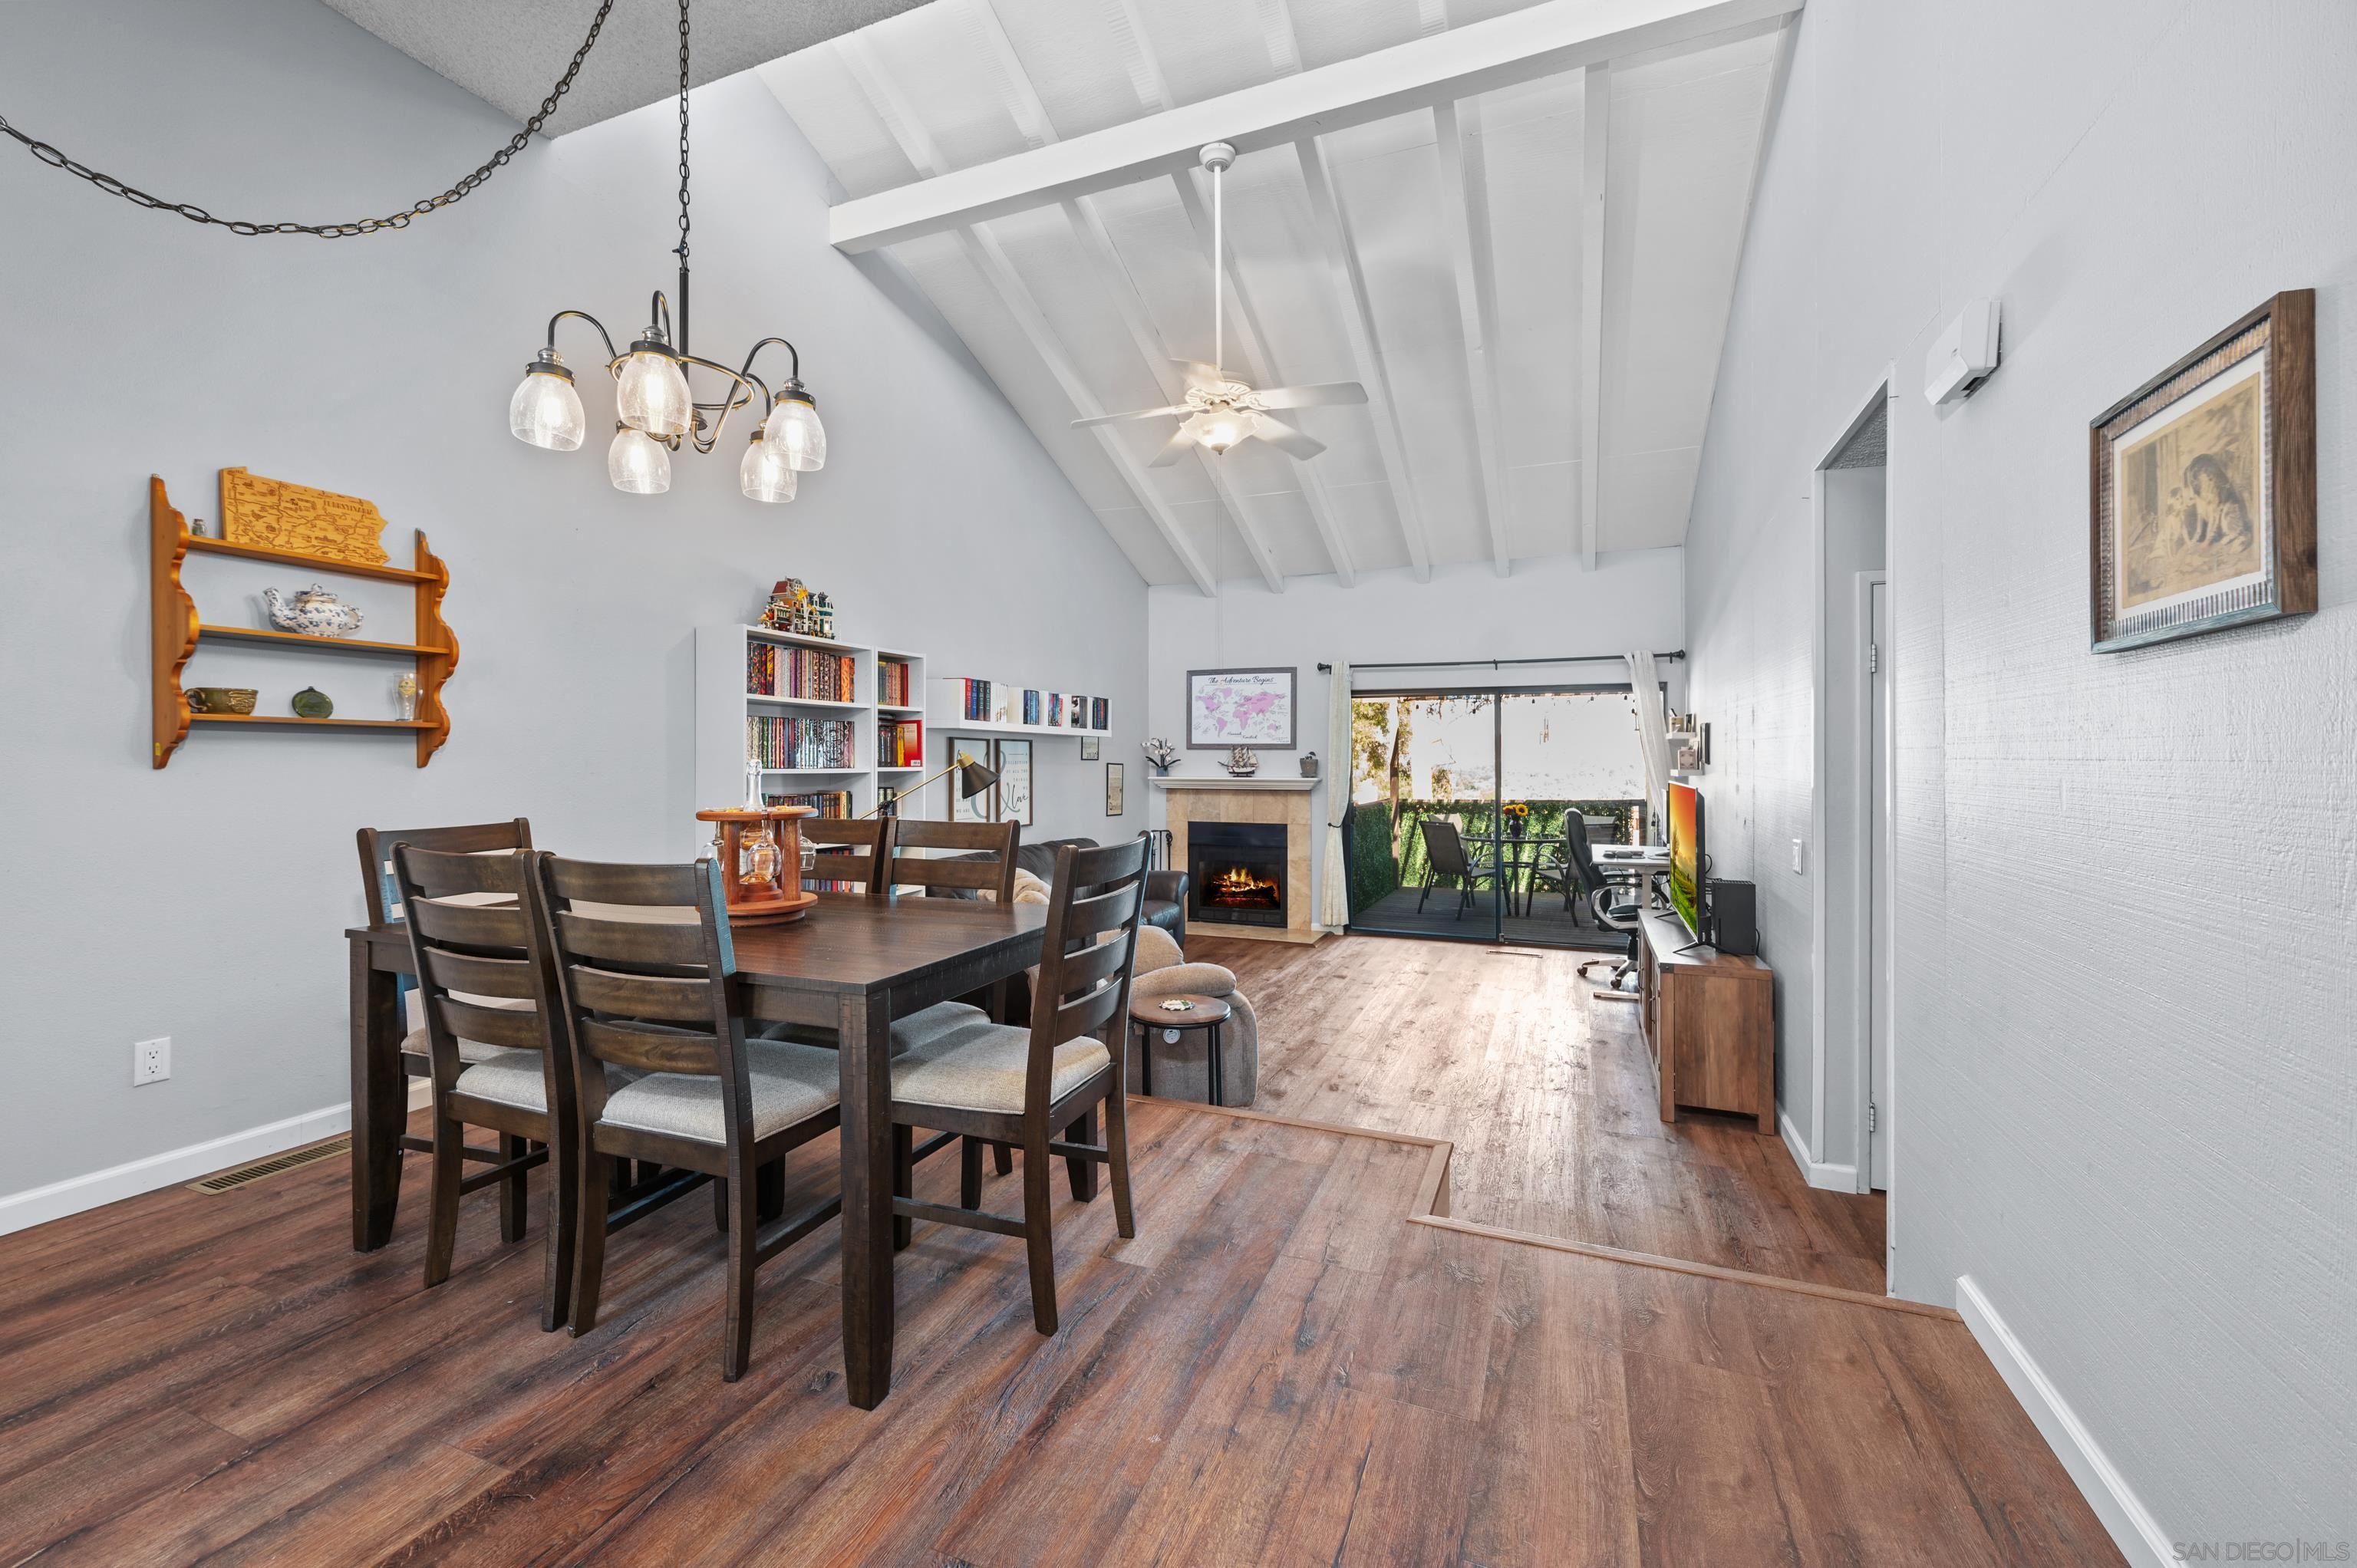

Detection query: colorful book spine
(878, 659), (914, 707)
(745, 715), (855, 769)
(762, 789), (852, 818)
(876, 718), (923, 768)
(1092, 697), (1108, 730)
(749, 643), (855, 700)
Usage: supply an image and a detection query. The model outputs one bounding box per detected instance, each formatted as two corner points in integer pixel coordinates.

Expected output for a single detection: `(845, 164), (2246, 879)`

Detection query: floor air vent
(186, 1136), (349, 1194)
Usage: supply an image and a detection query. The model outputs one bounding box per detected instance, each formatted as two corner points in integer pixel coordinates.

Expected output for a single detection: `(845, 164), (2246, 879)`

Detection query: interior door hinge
(1867, 641), (1880, 674)
(1868, 1101), (1878, 1132)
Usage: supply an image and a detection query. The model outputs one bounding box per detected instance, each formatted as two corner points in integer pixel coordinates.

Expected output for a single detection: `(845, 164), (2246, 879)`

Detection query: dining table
(348, 889), (1048, 1410)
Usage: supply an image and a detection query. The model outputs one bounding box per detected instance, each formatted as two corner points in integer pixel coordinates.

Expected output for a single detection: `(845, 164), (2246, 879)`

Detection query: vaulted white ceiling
(762, 0), (1794, 591)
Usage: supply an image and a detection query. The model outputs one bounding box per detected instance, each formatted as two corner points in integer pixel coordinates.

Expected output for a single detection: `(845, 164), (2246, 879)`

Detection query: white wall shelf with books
(695, 626), (928, 838)
(928, 676), (1113, 740)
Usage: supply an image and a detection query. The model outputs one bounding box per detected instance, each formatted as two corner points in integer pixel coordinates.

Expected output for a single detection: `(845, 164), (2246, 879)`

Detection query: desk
(348, 891), (1046, 1410)
(1634, 908), (1775, 1131)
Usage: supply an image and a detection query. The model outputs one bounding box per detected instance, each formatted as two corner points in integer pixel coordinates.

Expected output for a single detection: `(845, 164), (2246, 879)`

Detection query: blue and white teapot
(262, 584), (364, 638)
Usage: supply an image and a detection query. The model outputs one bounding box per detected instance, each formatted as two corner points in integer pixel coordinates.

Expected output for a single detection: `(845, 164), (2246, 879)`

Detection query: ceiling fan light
(1195, 408), (1248, 454)
(608, 426), (672, 494)
(740, 427), (799, 503)
(763, 386), (826, 471)
(509, 349), (585, 451)
(615, 335), (693, 438)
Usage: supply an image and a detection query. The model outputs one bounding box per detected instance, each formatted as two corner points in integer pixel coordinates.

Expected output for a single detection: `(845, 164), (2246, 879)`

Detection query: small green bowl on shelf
(291, 687), (335, 719)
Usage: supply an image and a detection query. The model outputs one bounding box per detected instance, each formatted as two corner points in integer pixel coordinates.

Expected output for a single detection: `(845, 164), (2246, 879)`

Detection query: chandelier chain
(0, 0), (616, 237)
(676, 0), (693, 262)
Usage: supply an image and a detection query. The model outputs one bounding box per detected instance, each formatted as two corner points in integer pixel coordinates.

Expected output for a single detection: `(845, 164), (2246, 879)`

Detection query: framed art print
(993, 740), (1033, 827)
(1187, 667), (1297, 749)
(1104, 763), (1124, 817)
(948, 736), (994, 823)
(2090, 289), (2316, 652)
(1080, 736), (1099, 761)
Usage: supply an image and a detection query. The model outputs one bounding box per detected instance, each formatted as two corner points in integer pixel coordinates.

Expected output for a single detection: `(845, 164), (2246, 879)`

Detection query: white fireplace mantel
(1149, 776), (1317, 791)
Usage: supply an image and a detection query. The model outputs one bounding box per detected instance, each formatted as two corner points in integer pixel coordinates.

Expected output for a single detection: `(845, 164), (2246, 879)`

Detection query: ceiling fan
(1072, 142), (1365, 464)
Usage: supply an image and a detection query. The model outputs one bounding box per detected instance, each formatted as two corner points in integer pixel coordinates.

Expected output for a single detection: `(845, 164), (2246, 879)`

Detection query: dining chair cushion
(452, 1046), (557, 1112)
(890, 1018), (1111, 1115)
(889, 1001), (988, 1056)
(402, 992), (539, 1066)
(595, 1038), (842, 1144)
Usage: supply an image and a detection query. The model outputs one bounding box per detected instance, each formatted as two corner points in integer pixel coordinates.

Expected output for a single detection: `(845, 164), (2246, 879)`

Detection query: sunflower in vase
(1501, 801), (1532, 839)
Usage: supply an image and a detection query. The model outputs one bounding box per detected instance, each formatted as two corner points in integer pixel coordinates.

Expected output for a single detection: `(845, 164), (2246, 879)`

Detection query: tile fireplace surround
(1152, 777), (1322, 944)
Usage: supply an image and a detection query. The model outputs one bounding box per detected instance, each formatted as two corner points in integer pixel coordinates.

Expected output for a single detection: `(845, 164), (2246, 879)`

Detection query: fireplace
(1188, 821), (1287, 928)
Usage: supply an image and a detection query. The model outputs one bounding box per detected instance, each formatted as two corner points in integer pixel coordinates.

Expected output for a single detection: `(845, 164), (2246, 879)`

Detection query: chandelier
(4, 0), (822, 502)
(506, 0), (825, 502)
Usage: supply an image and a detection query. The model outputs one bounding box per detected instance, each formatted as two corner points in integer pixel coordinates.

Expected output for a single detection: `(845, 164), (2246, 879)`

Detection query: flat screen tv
(1666, 781), (1704, 938)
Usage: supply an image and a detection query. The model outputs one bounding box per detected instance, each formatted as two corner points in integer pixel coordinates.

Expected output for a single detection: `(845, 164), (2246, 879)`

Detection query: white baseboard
(1956, 1274), (2172, 1568)
(1778, 1108), (1860, 1191)
(0, 1078), (432, 1238)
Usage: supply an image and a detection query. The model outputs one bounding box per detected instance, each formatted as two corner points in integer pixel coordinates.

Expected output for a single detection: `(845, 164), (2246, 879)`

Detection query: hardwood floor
(1195, 931), (1891, 1292)
(0, 1097), (2117, 1566)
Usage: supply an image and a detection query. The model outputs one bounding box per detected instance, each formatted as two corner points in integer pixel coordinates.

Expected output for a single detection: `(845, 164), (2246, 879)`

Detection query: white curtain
(1319, 661), (1351, 930)
(1627, 651), (1670, 838)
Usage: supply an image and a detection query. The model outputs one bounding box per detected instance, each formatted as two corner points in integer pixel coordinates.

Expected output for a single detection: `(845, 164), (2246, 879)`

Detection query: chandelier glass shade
(739, 427), (799, 503)
(509, 350), (586, 451)
(614, 334), (695, 439)
(763, 390), (827, 472)
(607, 426), (672, 494)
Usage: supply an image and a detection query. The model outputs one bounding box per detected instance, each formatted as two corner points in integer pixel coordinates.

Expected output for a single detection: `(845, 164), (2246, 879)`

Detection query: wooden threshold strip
(1132, 1093), (1951, 1321)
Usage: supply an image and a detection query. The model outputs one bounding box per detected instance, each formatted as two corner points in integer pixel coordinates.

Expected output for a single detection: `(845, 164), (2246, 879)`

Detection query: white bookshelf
(695, 625), (928, 833)
(928, 676), (1113, 740)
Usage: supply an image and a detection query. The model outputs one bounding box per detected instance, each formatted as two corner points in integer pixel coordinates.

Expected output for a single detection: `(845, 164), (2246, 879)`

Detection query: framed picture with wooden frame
(2089, 288), (2316, 652)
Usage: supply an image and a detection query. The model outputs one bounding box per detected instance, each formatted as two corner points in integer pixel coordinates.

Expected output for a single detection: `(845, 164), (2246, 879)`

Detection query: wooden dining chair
(391, 843), (572, 1329)
(885, 836), (1149, 1335)
(357, 819), (533, 1161)
(534, 853), (845, 1381)
(800, 816), (892, 899)
(883, 818), (1026, 1171)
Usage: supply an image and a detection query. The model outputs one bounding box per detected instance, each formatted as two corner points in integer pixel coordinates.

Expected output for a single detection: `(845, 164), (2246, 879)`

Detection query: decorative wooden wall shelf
(150, 474), (458, 769)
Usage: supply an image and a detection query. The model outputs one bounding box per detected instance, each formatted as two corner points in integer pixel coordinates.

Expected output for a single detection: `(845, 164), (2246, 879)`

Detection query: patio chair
(1415, 818), (1498, 918)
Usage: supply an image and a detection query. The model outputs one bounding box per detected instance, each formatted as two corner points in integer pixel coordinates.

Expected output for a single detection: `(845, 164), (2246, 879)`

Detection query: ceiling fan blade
(1248, 380), (1368, 411)
(1249, 413), (1326, 461)
(1149, 422), (1200, 466)
(1070, 405), (1189, 429)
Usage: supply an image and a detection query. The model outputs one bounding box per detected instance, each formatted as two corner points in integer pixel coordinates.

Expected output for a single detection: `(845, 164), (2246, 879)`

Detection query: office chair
(1564, 823), (1644, 991)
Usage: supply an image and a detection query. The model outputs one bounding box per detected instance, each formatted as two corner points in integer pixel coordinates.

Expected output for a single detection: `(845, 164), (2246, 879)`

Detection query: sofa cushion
(1130, 960), (1238, 1000)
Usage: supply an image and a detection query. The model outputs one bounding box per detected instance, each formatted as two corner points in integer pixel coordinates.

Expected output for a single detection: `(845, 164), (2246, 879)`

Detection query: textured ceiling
(319, 0), (930, 132)
(763, 0), (1788, 589)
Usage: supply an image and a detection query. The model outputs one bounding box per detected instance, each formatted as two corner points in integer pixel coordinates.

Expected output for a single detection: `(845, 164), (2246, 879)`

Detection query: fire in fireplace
(1188, 821), (1287, 928)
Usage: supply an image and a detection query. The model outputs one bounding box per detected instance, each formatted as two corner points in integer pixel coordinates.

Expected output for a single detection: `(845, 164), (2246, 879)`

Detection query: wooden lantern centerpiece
(695, 805), (818, 924)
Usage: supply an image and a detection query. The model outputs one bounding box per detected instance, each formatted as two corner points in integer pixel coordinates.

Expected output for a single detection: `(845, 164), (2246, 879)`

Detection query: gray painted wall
(1685, 0), (2352, 1545)
(0, 0), (1146, 1205)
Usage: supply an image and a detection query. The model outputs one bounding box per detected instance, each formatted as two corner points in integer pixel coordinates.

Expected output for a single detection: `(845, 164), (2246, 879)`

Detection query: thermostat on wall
(1924, 299), (2000, 407)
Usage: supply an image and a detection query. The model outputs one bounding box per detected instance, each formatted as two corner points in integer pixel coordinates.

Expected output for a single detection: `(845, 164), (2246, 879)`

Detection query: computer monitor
(1666, 781), (1704, 938)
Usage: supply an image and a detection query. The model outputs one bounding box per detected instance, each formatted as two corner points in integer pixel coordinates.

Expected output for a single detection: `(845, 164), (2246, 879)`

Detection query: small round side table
(1128, 993), (1233, 1107)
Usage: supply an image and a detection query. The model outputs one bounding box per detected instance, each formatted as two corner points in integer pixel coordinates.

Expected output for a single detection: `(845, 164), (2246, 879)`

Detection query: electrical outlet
(133, 1036), (170, 1085)
(1791, 838), (1806, 875)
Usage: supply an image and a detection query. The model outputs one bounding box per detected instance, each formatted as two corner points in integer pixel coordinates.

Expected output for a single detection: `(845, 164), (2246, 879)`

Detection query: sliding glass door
(1343, 684), (1649, 948)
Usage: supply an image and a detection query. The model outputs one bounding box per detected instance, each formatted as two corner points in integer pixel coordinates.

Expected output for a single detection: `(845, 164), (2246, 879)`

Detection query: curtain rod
(1315, 651), (1685, 673)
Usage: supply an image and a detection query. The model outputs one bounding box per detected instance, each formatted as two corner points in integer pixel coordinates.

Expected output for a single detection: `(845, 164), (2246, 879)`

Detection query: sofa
(945, 835), (1188, 947)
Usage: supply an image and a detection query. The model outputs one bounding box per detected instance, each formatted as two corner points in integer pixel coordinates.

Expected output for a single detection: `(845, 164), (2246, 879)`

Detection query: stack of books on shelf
(763, 789), (853, 818)
(879, 716), (923, 768)
(747, 715), (855, 769)
(747, 643), (858, 701)
(878, 658), (915, 707)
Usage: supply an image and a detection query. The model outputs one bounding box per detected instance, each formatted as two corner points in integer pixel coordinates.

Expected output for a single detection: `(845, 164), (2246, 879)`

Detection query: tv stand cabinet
(1636, 909), (1775, 1132)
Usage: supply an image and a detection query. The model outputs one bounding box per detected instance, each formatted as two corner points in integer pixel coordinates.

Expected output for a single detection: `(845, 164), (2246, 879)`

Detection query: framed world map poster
(1188, 667), (1297, 749)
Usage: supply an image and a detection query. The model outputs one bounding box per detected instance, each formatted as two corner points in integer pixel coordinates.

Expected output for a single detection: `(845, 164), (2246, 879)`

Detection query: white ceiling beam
(1577, 62), (1609, 571)
(837, 31), (1218, 595)
(1295, 137), (1432, 581)
(1432, 100), (1511, 578)
(829, 0), (1803, 252)
(965, 0), (1284, 592)
(1170, 172), (1357, 586)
